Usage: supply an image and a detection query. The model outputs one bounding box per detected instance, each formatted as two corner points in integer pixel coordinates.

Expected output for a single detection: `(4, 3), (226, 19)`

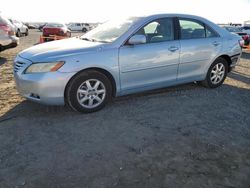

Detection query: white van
(9, 19), (29, 37)
(67, 23), (90, 32)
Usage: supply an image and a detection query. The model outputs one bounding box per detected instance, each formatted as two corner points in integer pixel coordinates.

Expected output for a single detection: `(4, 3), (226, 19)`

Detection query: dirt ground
(0, 30), (250, 188)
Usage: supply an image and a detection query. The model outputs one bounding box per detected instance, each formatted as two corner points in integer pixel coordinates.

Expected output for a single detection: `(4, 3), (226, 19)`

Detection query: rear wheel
(66, 71), (112, 113)
(201, 57), (228, 88)
(82, 28), (87, 33)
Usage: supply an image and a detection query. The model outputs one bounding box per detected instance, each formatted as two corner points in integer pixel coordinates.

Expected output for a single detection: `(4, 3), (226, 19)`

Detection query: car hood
(19, 37), (106, 62)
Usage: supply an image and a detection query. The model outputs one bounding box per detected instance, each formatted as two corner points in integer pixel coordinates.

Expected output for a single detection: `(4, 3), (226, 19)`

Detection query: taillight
(0, 24), (15, 36)
(242, 35), (249, 41)
(0, 24), (9, 33)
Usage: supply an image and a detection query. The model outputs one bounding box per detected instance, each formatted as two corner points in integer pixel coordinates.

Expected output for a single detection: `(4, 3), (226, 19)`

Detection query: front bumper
(13, 56), (75, 105)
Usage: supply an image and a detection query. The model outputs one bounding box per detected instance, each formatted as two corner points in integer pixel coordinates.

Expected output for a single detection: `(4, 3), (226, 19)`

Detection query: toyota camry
(14, 14), (242, 113)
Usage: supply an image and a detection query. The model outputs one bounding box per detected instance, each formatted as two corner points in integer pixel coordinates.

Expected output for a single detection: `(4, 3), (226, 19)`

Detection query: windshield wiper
(80, 37), (110, 43)
(80, 37), (96, 42)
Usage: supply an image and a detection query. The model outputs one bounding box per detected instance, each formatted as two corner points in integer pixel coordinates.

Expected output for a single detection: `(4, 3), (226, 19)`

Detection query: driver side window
(144, 22), (158, 34)
(135, 18), (174, 43)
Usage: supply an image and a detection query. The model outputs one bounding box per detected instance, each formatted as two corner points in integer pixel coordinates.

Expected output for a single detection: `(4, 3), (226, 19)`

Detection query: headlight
(25, 61), (65, 73)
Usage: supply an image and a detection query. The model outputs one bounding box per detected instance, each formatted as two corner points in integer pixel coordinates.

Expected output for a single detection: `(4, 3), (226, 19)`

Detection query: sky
(1, 0), (250, 24)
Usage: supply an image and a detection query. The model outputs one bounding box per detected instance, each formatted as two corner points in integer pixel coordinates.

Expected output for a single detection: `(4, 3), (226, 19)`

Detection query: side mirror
(128, 35), (146, 45)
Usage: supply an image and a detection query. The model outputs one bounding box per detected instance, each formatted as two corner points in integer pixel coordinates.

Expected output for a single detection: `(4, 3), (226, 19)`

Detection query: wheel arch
(64, 67), (117, 99)
(217, 54), (232, 72)
(202, 54), (232, 81)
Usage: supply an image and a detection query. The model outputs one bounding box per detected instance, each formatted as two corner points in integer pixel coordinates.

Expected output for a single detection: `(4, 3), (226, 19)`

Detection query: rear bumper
(43, 33), (68, 37)
(229, 53), (241, 71)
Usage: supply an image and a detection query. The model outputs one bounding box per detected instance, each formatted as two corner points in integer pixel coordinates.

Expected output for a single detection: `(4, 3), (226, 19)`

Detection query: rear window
(179, 19), (206, 39)
(206, 26), (219, 38)
(46, 23), (64, 27)
(179, 18), (219, 39)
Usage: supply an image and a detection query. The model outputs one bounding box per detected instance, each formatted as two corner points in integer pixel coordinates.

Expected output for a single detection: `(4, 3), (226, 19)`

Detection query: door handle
(212, 41), (220, 46)
(168, 46), (179, 52)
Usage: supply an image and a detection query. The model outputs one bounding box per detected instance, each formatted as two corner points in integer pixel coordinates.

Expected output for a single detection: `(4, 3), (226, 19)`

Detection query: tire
(16, 29), (21, 37)
(82, 28), (87, 33)
(65, 70), (112, 113)
(201, 57), (228, 88)
(11, 43), (18, 48)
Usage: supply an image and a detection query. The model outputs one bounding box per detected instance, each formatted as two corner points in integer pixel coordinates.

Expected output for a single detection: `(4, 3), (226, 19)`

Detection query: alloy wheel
(77, 79), (106, 109)
(210, 63), (225, 84)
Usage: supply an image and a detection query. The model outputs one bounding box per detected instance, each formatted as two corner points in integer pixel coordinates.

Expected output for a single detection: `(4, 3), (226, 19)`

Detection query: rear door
(177, 18), (222, 82)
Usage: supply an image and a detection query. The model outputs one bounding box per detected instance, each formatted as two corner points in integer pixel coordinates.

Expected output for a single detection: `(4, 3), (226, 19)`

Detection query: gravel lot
(0, 30), (250, 188)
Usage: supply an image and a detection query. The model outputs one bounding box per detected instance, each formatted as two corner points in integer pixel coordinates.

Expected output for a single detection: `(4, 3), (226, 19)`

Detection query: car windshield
(81, 17), (141, 43)
(225, 27), (242, 32)
(46, 23), (64, 27)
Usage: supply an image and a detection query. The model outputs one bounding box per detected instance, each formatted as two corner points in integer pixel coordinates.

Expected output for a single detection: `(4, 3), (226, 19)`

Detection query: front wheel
(65, 71), (112, 113)
(201, 57), (228, 88)
(82, 28), (87, 33)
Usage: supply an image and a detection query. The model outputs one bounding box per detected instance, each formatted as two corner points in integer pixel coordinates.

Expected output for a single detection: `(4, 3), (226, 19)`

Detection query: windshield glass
(225, 27), (241, 32)
(81, 17), (141, 43)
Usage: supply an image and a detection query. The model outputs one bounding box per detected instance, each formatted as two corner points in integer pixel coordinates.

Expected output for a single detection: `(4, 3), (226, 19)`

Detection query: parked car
(14, 14), (242, 113)
(42, 23), (71, 41)
(223, 26), (249, 45)
(67, 23), (91, 32)
(25, 23), (37, 29)
(9, 19), (29, 37)
(242, 26), (250, 35)
(38, 23), (47, 31)
(0, 15), (19, 52)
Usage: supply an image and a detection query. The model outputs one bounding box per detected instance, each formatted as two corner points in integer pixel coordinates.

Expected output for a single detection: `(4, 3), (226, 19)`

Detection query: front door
(119, 17), (180, 93)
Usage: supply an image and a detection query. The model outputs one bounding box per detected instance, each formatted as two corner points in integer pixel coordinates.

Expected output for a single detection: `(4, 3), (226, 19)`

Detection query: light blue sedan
(14, 14), (242, 112)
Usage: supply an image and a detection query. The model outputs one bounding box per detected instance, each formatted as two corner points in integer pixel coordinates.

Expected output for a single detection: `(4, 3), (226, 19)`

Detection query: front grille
(14, 61), (26, 73)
